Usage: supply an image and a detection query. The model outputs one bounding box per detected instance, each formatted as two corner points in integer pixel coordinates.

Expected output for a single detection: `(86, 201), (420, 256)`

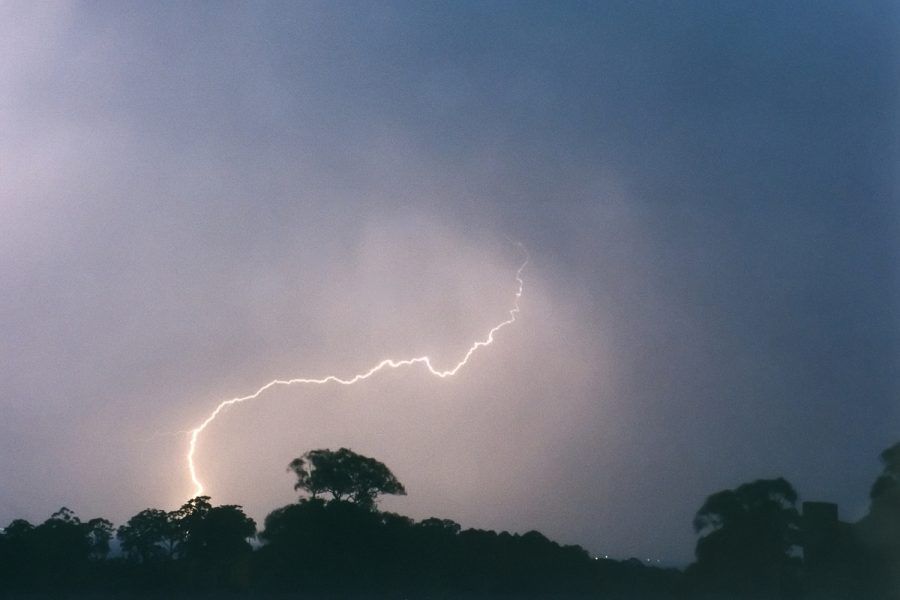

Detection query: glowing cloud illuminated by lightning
(186, 249), (528, 497)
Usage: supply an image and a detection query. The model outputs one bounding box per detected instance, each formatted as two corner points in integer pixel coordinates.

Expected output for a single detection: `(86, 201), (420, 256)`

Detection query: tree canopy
(288, 448), (406, 509)
(856, 440), (900, 590)
(869, 441), (900, 502)
(116, 496), (254, 564)
(9, 446), (900, 597)
(690, 477), (801, 596)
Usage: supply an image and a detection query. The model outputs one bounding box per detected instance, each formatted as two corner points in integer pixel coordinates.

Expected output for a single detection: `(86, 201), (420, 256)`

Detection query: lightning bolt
(186, 250), (528, 497)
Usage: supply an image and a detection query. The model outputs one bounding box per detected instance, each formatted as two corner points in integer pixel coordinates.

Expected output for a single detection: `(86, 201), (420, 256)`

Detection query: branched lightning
(186, 251), (528, 497)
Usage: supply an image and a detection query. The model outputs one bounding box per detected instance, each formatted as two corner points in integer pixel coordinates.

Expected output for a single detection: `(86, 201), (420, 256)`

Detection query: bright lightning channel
(186, 253), (527, 497)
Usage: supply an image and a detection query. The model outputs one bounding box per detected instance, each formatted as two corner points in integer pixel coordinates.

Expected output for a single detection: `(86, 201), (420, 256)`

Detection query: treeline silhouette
(2, 444), (900, 598)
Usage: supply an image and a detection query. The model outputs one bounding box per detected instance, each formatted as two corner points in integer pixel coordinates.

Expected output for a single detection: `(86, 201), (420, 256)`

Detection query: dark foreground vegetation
(3, 444), (900, 599)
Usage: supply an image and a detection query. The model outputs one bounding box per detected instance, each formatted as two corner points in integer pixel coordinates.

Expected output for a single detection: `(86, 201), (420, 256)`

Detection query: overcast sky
(1, 1), (898, 564)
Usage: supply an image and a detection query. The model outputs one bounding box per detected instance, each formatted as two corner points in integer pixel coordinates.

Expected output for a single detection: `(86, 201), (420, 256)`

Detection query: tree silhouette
(854, 441), (900, 597)
(869, 441), (900, 503)
(0, 460), (683, 596)
(860, 441), (900, 556)
(181, 504), (256, 562)
(0, 519), (35, 589)
(288, 448), (406, 509)
(0, 508), (116, 591)
(689, 477), (801, 597)
(169, 495), (212, 557)
(117, 508), (173, 563)
(30, 507), (94, 586)
(85, 517), (114, 560)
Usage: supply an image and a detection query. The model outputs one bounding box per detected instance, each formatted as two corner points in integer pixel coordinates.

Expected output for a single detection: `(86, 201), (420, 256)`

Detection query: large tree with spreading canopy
(288, 448), (406, 510)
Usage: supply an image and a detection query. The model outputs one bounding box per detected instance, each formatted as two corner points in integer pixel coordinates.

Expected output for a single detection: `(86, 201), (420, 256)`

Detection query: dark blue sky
(1, 1), (897, 563)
